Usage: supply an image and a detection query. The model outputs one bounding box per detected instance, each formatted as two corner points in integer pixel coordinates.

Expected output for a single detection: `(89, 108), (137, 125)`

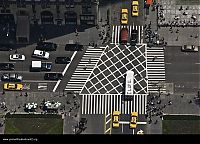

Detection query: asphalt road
(165, 46), (200, 95)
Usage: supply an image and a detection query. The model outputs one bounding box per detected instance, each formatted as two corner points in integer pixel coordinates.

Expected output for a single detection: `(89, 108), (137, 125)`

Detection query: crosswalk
(147, 47), (166, 93)
(111, 25), (144, 45)
(65, 46), (104, 92)
(81, 94), (147, 115)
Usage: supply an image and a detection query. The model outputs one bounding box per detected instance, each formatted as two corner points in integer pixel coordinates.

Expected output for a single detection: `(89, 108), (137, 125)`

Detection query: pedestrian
(189, 100), (192, 104)
(25, 92), (28, 97)
(83, 65), (87, 70)
(2, 90), (5, 95)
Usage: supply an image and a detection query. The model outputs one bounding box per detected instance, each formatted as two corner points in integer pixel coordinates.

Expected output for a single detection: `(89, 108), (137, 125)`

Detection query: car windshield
(131, 117), (136, 124)
(133, 6), (138, 12)
(14, 54), (22, 59)
(122, 13), (127, 20)
(113, 116), (118, 122)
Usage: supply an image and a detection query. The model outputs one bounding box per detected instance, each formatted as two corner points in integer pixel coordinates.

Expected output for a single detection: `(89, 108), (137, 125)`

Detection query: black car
(0, 44), (13, 51)
(1, 73), (22, 82)
(130, 29), (138, 46)
(65, 43), (83, 51)
(55, 57), (71, 64)
(36, 42), (57, 51)
(41, 62), (52, 71)
(0, 63), (14, 70)
(44, 73), (63, 80)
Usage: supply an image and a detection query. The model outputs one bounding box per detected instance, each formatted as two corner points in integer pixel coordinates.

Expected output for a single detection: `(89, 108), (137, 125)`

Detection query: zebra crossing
(147, 47), (166, 93)
(81, 94), (147, 115)
(111, 25), (144, 45)
(65, 46), (104, 92)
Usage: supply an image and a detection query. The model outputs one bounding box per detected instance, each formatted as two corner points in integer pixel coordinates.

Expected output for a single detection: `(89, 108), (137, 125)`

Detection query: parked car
(121, 9), (128, 25)
(0, 63), (14, 70)
(41, 62), (52, 71)
(130, 29), (138, 45)
(44, 73), (63, 80)
(0, 44), (13, 51)
(32, 50), (49, 59)
(112, 111), (120, 128)
(1, 73), (23, 82)
(3, 83), (23, 91)
(181, 45), (198, 52)
(130, 112), (138, 129)
(55, 57), (71, 64)
(65, 43), (83, 51)
(9, 54), (25, 61)
(36, 41), (57, 51)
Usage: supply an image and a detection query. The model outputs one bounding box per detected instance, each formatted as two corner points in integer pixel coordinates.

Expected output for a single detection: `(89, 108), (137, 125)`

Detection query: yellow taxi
(130, 112), (138, 129)
(121, 9), (128, 25)
(3, 83), (23, 91)
(112, 111), (120, 128)
(132, 0), (139, 17)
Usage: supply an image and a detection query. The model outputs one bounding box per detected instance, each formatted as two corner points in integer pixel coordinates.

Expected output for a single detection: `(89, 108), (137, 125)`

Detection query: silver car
(1, 73), (23, 82)
(181, 45), (198, 52)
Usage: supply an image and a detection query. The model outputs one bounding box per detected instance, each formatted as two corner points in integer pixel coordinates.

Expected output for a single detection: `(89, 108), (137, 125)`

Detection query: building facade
(0, 0), (99, 26)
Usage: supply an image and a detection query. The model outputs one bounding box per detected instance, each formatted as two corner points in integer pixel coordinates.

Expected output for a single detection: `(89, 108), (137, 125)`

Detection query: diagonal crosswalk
(65, 46), (104, 92)
(111, 25), (144, 45)
(81, 94), (147, 115)
(147, 47), (166, 93)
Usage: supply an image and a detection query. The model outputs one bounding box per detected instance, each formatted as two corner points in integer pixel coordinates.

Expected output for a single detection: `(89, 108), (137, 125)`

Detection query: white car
(9, 54), (25, 61)
(32, 50), (49, 59)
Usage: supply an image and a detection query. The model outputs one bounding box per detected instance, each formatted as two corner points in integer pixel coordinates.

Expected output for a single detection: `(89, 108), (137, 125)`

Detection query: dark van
(120, 28), (128, 44)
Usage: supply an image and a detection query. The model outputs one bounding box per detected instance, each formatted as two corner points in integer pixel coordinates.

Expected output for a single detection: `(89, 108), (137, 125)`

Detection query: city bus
(125, 70), (134, 96)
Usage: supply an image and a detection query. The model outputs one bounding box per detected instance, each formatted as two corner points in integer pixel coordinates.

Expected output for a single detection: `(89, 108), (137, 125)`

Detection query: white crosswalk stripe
(147, 47), (166, 93)
(65, 46), (104, 92)
(81, 94), (147, 115)
(111, 25), (144, 45)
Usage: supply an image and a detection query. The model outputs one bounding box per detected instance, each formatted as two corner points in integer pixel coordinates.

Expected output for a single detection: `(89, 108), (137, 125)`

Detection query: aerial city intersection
(0, 0), (200, 136)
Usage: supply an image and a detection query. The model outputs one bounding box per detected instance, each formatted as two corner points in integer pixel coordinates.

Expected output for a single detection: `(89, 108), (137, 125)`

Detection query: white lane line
(133, 95), (135, 112)
(108, 94), (110, 114)
(145, 95), (147, 114)
(127, 100), (130, 114)
(130, 100), (133, 113)
(105, 95), (107, 114)
(52, 80), (61, 92)
(136, 95), (138, 112)
(111, 94), (113, 114)
(113, 94), (116, 111)
(195, 63), (200, 64)
(117, 25), (120, 44)
(93, 95), (96, 114)
(114, 26), (117, 45)
(137, 122), (147, 125)
(96, 95), (99, 114)
(99, 94), (102, 114)
(141, 26), (144, 43)
(125, 101), (127, 114)
(82, 94), (85, 114)
(119, 121), (129, 124)
(102, 95), (104, 114)
(23, 80), (57, 83)
(116, 94), (118, 111)
(133, 129), (134, 135)
(90, 95), (93, 114)
(138, 26), (141, 43)
(88, 95), (91, 114)
(85, 95), (88, 114)
(119, 95), (121, 113)
(53, 51), (77, 92)
(112, 25), (114, 44)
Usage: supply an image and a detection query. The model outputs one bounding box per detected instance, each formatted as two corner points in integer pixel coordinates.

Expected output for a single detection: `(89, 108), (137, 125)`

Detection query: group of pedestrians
(145, 93), (173, 124)
(158, 5), (199, 28)
(97, 18), (110, 45)
(144, 21), (166, 47)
